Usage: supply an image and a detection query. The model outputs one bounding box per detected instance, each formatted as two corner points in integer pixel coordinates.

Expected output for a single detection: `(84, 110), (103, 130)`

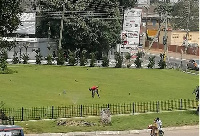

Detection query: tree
(170, 0), (199, 31)
(0, 0), (22, 37)
(0, 0), (22, 73)
(36, 0), (123, 59)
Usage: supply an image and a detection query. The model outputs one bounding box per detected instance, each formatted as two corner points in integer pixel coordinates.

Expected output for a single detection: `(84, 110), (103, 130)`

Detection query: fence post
(180, 99), (182, 110)
(156, 101), (159, 113)
(21, 107), (24, 121)
(51, 106), (54, 119)
(132, 102), (135, 115)
(12, 117), (14, 125)
(80, 105), (83, 117)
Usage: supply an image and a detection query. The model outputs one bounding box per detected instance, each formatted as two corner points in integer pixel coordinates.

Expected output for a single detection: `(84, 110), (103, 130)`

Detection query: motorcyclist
(156, 117), (164, 135)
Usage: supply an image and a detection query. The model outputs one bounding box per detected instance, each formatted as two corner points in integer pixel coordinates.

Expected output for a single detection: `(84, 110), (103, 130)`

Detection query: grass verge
(15, 110), (199, 134)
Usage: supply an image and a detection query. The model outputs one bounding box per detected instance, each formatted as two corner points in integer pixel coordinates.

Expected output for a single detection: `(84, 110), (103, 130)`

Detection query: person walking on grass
(89, 86), (100, 98)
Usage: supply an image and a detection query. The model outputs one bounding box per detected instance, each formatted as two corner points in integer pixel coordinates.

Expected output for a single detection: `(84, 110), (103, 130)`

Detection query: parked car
(187, 59), (199, 71)
(0, 125), (24, 136)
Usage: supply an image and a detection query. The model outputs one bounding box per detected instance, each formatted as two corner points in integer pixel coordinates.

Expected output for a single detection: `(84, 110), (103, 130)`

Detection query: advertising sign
(122, 8), (142, 46)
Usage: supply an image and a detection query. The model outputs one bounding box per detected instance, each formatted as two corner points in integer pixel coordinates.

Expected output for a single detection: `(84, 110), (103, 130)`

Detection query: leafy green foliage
(147, 56), (156, 69)
(134, 52), (143, 68)
(36, 0), (123, 57)
(80, 50), (87, 66)
(68, 50), (77, 66)
(57, 49), (65, 65)
(46, 54), (53, 65)
(0, 0), (22, 36)
(90, 52), (96, 67)
(170, 0), (199, 31)
(114, 52), (123, 68)
(102, 56), (109, 67)
(34, 49), (43, 65)
(158, 53), (166, 69)
(22, 54), (29, 64)
(125, 52), (132, 61)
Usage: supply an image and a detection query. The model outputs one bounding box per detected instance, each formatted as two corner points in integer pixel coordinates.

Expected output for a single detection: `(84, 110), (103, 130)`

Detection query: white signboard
(15, 13), (36, 34)
(122, 8), (142, 46)
(137, 0), (149, 5)
(0, 132), (12, 136)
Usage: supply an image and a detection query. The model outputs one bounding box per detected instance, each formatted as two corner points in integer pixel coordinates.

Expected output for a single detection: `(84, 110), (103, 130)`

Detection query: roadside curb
(26, 125), (199, 136)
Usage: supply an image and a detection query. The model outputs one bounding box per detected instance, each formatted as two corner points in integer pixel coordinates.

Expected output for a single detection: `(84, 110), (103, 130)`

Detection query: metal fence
(1, 99), (198, 121)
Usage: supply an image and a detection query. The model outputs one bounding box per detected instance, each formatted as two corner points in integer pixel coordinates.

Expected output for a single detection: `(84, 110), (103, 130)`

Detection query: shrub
(115, 52), (123, 68)
(57, 49), (65, 65)
(158, 53), (166, 69)
(90, 52), (96, 67)
(80, 50), (87, 66)
(134, 52), (143, 68)
(22, 53), (29, 64)
(46, 54), (53, 65)
(102, 56), (109, 67)
(147, 56), (155, 69)
(35, 53), (42, 65)
(68, 50), (76, 66)
(12, 49), (19, 64)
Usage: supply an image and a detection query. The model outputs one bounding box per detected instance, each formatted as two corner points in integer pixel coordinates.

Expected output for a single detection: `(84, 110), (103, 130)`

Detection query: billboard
(122, 8), (142, 46)
(15, 13), (36, 34)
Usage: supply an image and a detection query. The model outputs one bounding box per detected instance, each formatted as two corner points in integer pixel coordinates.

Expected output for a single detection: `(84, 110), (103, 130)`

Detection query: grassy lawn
(15, 110), (199, 134)
(1, 64), (198, 108)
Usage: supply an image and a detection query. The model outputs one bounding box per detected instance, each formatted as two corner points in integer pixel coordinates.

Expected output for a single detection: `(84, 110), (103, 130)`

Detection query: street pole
(185, 0), (190, 54)
(58, 3), (65, 50)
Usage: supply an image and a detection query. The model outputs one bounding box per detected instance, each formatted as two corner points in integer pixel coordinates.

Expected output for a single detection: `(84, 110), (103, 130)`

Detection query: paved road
(26, 126), (199, 136)
(100, 128), (199, 136)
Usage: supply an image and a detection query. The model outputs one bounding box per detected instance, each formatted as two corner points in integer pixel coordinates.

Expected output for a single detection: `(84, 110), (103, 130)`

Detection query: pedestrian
(89, 86), (100, 98)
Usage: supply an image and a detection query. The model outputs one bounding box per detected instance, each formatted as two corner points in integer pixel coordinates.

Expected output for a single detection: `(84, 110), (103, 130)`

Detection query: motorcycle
(148, 125), (164, 136)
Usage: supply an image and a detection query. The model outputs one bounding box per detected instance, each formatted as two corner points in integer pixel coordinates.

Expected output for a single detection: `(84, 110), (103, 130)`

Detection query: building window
(172, 34), (179, 38)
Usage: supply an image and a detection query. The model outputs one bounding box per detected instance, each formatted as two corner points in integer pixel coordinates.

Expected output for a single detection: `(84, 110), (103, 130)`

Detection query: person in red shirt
(89, 86), (100, 98)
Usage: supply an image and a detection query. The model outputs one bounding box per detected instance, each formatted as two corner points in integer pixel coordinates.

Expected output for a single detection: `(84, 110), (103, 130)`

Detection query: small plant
(134, 52), (143, 68)
(12, 50), (19, 64)
(115, 52), (123, 68)
(46, 54), (53, 65)
(102, 56), (109, 67)
(147, 56), (156, 69)
(22, 53), (29, 64)
(80, 50), (87, 66)
(158, 53), (166, 69)
(90, 52), (96, 67)
(68, 50), (76, 66)
(57, 49), (65, 65)
(35, 53), (42, 65)
(125, 52), (132, 68)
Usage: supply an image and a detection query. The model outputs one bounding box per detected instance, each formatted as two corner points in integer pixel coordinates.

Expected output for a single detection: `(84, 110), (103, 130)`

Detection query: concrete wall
(145, 41), (199, 56)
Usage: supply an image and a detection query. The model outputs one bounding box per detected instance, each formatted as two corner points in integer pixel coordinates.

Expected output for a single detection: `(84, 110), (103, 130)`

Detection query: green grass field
(1, 64), (198, 108)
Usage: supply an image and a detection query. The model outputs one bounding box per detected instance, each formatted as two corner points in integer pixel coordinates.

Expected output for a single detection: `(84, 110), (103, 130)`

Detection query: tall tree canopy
(36, 0), (136, 58)
(171, 0), (199, 31)
(0, 0), (22, 37)
(0, 0), (22, 50)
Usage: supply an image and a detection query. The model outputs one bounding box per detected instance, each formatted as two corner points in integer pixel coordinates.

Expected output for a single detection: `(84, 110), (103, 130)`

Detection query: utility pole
(185, 0), (190, 54)
(58, 3), (65, 50)
(163, 0), (168, 62)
